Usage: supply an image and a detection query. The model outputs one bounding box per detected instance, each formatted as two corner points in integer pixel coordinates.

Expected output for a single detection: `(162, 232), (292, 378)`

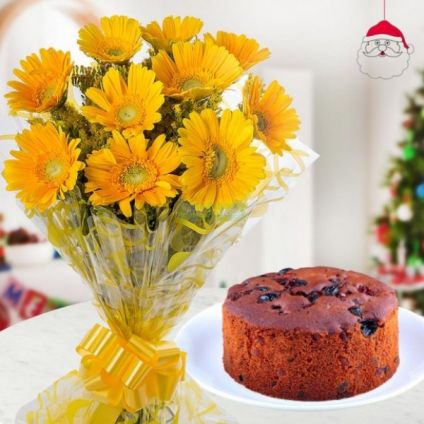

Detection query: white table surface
(0, 288), (423, 424)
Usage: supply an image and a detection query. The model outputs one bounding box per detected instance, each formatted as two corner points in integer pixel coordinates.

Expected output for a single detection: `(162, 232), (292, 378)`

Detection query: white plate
(176, 304), (424, 411)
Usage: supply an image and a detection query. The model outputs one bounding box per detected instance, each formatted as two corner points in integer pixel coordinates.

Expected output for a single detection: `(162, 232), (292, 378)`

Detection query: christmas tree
(373, 71), (424, 314)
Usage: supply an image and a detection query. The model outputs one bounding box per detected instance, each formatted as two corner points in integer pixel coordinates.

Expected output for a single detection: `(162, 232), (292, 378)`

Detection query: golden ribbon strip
(175, 217), (212, 235)
(76, 324), (186, 413)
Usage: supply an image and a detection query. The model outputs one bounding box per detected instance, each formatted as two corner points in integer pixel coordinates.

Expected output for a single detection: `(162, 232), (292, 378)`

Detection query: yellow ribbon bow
(76, 324), (186, 413)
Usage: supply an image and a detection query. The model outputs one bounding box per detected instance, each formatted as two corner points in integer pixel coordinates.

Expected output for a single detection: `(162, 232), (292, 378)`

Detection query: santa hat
(364, 20), (413, 53)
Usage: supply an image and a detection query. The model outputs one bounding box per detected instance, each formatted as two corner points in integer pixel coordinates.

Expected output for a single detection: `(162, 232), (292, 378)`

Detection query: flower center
(256, 113), (268, 132)
(103, 38), (130, 59)
(117, 104), (139, 124)
(209, 146), (228, 179)
(181, 78), (204, 91)
(122, 165), (149, 186)
(39, 82), (58, 105)
(44, 159), (65, 181)
(107, 47), (124, 57)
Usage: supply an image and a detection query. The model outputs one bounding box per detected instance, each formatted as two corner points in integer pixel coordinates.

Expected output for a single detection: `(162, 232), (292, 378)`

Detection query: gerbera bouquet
(3, 15), (316, 424)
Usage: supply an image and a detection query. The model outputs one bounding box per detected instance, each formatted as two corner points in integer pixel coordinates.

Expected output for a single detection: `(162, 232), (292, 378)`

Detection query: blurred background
(1, 0), (424, 327)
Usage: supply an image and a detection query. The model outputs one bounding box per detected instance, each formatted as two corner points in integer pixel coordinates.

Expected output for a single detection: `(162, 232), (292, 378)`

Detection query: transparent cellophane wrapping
(44, 197), (248, 342)
(21, 140), (317, 424)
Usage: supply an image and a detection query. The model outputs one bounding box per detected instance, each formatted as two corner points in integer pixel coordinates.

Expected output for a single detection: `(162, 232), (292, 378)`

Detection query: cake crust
(222, 266), (399, 400)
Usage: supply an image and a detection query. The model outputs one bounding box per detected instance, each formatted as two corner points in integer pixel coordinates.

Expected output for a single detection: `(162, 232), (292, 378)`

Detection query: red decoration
(390, 186), (397, 197)
(378, 263), (424, 286)
(403, 119), (414, 129)
(376, 223), (390, 245)
(1, 277), (49, 325)
(0, 300), (10, 331)
(19, 289), (47, 319)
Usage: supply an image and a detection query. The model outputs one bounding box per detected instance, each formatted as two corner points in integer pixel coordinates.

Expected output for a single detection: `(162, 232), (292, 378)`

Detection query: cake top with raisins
(224, 266), (398, 334)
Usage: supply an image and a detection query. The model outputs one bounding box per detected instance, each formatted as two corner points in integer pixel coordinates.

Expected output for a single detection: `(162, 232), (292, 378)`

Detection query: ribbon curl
(76, 324), (186, 413)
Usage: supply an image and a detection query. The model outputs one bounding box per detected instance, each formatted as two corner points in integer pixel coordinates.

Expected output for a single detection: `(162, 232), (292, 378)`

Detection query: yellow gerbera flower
(82, 64), (164, 138)
(78, 15), (142, 63)
(205, 31), (270, 70)
(152, 41), (243, 99)
(179, 109), (266, 211)
(141, 16), (203, 52)
(243, 75), (300, 155)
(85, 131), (180, 217)
(6, 48), (72, 113)
(2, 123), (84, 212)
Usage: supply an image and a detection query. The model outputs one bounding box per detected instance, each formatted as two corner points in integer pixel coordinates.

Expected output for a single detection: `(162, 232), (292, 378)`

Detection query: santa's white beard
(357, 45), (411, 79)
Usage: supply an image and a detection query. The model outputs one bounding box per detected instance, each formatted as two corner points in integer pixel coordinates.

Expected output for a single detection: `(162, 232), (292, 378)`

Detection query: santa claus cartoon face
(357, 20), (413, 79)
(363, 39), (402, 57)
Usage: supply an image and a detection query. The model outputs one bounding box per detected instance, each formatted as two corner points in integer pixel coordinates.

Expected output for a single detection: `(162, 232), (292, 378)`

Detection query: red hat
(365, 20), (411, 51)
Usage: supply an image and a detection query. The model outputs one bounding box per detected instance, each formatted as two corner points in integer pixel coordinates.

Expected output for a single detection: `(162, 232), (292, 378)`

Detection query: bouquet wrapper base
(16, 141), (317, 424)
